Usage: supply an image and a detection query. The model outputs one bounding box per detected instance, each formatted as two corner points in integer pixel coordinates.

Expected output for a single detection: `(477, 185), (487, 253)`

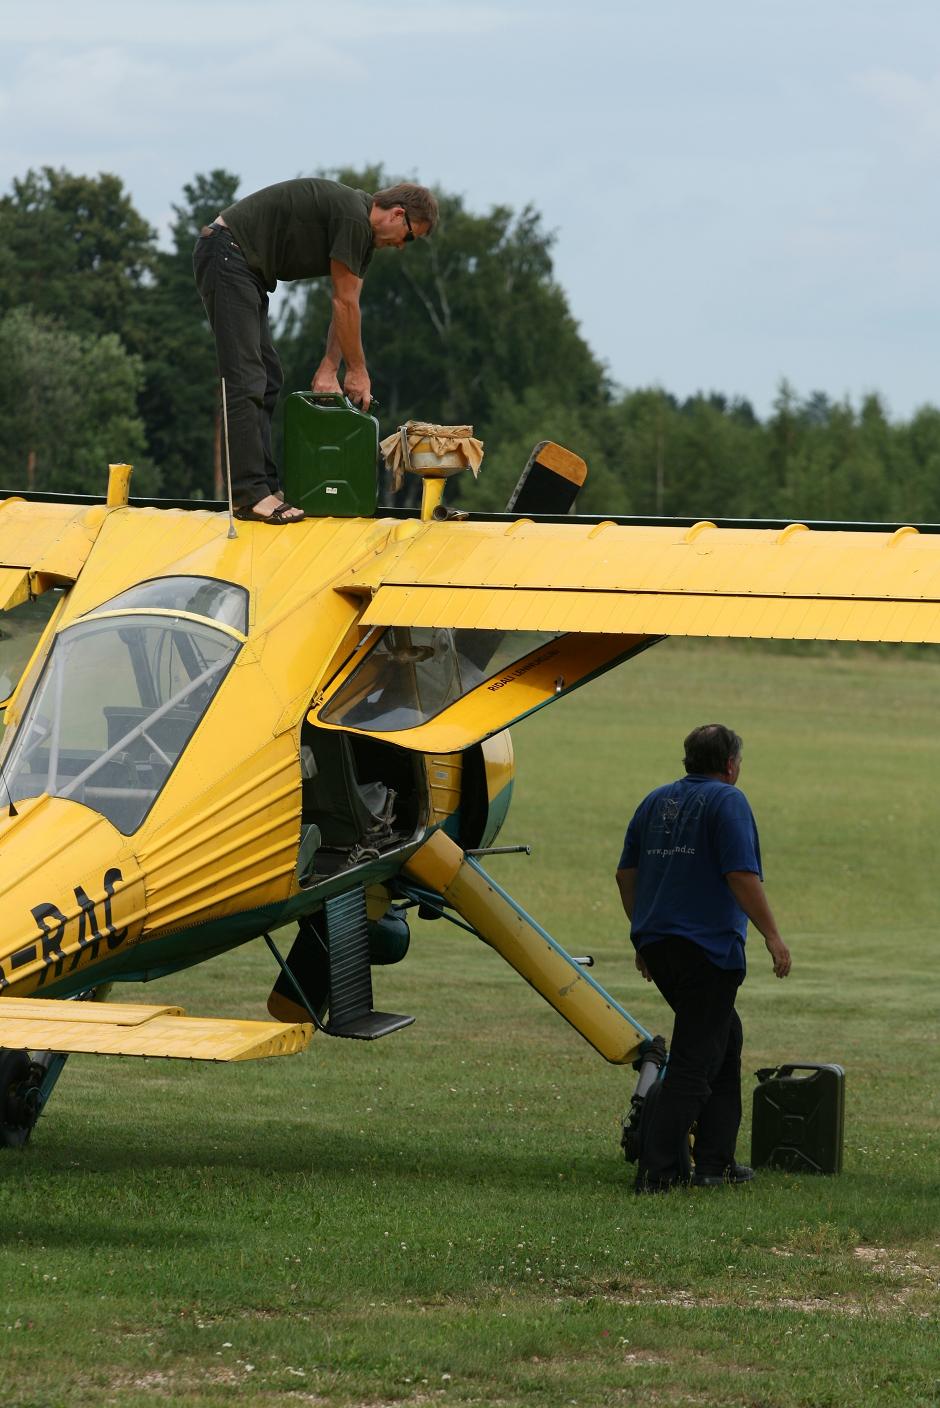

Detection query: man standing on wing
(194, 177), (438, 524)
(615, 723), (791, 1192)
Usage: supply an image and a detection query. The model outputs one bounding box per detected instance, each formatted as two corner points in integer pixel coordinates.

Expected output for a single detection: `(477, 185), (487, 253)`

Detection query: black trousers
(192, 225), (283, 507)
(640, 936), (744, 1185)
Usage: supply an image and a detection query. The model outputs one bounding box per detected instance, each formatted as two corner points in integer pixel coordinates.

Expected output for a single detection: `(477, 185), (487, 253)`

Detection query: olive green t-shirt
(221, 178), (374, 291)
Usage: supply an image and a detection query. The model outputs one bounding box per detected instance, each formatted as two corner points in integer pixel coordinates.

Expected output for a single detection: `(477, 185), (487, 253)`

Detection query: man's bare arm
(311, 259), (370, 409)
(311, 320), (343, 393)
(726, 870), (791, 978)
(615, 867), (652, 982)
(615, 866), (636, 920)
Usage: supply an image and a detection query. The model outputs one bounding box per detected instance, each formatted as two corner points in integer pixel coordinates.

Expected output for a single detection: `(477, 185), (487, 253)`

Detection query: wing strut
(403, 830), (649, 1064)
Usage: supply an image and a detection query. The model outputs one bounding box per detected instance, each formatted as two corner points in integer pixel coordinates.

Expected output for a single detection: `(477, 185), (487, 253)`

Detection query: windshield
(1, 614), (239, 834)
(319, 627), (563, 732)
(89, 576), (248, 633)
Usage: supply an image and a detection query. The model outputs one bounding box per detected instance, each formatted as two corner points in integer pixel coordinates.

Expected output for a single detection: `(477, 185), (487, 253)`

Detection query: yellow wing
(0, 497), (110, 603)
(0, 997), (312, 1061)
(336, 517), (940, 642)
(311, 516), (940, 752)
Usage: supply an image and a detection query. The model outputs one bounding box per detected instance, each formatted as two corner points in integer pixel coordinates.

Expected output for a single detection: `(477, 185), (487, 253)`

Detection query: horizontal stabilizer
(0, 997), (312, 1062)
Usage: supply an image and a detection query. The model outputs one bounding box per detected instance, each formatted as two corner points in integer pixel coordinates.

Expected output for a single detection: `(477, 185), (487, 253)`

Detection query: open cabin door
(310, 623), (660, 754)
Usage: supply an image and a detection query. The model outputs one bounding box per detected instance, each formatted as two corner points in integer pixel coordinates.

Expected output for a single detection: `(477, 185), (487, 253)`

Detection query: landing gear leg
(0, 983), (111, 1150)
(0, 1048), (46, 1149)
(620, 1035), (693, 1182)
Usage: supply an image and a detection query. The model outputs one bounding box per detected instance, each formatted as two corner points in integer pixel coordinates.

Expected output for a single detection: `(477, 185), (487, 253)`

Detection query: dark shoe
(691, 1162), (754, 1188)
(234, 501), (305, 524)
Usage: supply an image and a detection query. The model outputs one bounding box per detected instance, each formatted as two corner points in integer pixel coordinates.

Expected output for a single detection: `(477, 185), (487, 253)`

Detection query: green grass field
(1, 639), (938, 1407)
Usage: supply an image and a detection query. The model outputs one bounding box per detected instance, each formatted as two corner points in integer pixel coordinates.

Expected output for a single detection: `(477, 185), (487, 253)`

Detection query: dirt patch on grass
(111, 1364), (245, 1392)
(107, 1363), (333, 1400)
(851, 1243), (940, 1315)
(770, 1295), (862, 1315)
(853, 1244), (938, 1279)
(588, 1274), (931, 1319)
(125, 1370), (176, 1390)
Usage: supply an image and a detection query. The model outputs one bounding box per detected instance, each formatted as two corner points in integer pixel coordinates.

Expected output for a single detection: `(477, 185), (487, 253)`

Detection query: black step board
(326, 1010), (416, 1041)
(322, 887), (414, 1040)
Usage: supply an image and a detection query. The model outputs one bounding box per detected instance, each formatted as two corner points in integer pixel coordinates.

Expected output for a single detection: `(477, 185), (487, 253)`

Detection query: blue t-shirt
(618, 774), (762, 971)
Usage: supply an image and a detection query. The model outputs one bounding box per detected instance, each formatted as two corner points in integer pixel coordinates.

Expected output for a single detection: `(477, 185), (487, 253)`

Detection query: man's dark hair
(683, 723), (742, 776)
(373, 182), (439, 233)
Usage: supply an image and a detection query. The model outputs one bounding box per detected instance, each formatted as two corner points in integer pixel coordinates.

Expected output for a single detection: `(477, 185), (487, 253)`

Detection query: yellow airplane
(1, 402), (938, 1151)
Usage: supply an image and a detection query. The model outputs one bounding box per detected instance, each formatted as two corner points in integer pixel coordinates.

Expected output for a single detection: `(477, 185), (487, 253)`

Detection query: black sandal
(234, 502), (306, 524)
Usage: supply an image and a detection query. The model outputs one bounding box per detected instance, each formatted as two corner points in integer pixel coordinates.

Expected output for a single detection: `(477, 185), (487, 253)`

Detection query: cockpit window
(1, 613), (239, 834)
(319, 626), (562, 732)
(88, 576), (248, 634)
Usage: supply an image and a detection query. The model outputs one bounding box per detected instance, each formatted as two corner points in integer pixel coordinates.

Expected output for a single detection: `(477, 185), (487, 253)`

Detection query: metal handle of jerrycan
(755, 1063), (836, 1082)
(309, 392), (379, 412)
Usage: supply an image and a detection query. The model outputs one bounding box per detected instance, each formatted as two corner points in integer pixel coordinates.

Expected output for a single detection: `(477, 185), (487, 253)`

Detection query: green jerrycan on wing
(283, 392), (380, 517)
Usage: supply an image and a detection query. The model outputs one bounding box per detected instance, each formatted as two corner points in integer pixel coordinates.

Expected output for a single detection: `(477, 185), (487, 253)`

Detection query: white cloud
(855, 67), (940, 150)
(1, 1), (938, 420)
(0, 37), (363, 152)
(1, 1), (512, 46)
(0, 1), (515, 153)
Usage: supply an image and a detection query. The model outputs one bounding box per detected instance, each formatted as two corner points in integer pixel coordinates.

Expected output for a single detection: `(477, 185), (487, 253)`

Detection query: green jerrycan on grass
(751, 1062), (845, 1174)
(283, 392), (380, 517)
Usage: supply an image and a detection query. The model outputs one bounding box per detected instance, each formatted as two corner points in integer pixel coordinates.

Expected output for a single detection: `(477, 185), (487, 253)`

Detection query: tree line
(1, 164), (938, 523)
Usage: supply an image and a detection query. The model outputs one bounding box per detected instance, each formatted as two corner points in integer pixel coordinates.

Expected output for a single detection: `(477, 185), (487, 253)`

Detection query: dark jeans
(640, 936), (744, 1185)
(193, 225), (283, 507)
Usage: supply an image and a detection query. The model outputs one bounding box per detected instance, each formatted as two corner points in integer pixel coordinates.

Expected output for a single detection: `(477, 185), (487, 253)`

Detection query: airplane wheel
(0, 1048), (40, 1149)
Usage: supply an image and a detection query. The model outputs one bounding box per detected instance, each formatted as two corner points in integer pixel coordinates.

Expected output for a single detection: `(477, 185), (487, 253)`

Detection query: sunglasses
(402, 209), (415, 243)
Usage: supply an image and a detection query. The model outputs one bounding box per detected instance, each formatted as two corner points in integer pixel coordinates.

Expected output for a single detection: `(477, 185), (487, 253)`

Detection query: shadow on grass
(9, 1117), (936, 1225)
(18, 1123), (624, 1185)
(0, 1215), (209, 1250)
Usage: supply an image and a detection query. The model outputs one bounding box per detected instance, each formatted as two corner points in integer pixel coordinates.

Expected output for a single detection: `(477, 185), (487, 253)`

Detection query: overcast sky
(2, 0), (937, 420)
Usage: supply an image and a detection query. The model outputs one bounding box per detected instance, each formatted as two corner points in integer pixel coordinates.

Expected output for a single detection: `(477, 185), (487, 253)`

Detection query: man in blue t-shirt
(615, 723), (791, 1192)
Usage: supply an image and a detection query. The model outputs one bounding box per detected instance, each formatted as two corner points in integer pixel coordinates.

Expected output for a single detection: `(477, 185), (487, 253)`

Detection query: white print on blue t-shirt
(619, 774), (762, 971)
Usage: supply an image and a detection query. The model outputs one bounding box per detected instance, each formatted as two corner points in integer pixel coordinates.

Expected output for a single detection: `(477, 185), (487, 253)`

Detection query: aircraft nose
(0, 795), (145, 999)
